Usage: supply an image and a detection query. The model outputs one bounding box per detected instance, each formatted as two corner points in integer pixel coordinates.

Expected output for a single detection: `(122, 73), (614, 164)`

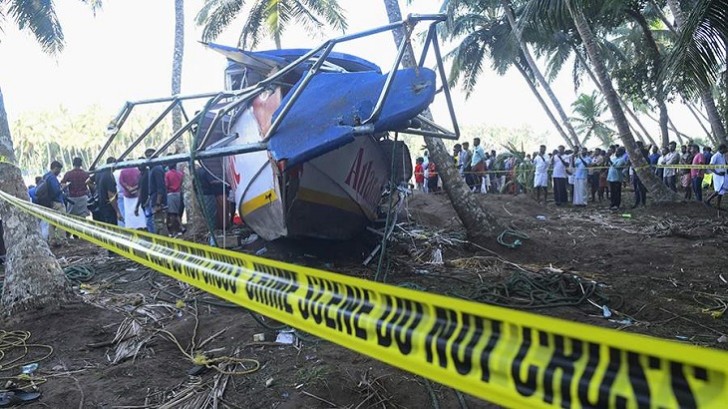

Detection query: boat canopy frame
(91, 13), (459, 174)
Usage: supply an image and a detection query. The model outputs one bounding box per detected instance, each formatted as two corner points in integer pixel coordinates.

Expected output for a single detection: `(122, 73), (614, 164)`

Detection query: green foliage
(459, 123), (548, 154)
(11, 105), (172, 176)
(570, 91), (614, 147)
(196, 0), (347, 49)
(665, 0), (727, 95)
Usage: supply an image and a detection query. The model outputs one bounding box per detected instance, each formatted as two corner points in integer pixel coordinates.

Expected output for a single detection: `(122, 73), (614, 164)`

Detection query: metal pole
(264, 42), (336, 140)
(93, 142), (268, 173)
(363, 24), (413, 125)
(116, 100), (178, 162)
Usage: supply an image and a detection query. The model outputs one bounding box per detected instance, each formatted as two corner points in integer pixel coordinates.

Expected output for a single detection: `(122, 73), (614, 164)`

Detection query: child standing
(414, 157), (425, 191)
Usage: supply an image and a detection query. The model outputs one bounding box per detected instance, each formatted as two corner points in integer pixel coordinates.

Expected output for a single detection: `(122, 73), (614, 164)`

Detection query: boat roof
(205, 43), (382, 74)
(268, 67), (436, 167)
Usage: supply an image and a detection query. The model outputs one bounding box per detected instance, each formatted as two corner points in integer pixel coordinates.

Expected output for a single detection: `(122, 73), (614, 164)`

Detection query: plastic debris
(255, 247), (268, 256)
(429, 247), (444, 265)
(621, 213), (632, 219)
(675, 335), (689, 341)
(535, 215), (547, 221)
(253, 333), (265, 342)
(20, 364), (38, 374)
(608, 318), (633, 326)
(718, 335), (728, 343)
(265, 378), (274, 387)
(239, 234), (259, 246)
(602, 305), (612, 318)
(275, 331), (296, 345)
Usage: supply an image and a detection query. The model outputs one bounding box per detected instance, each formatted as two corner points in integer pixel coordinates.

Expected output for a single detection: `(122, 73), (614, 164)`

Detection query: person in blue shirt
(648, 146), (660, 174)
(27, 176), (42, 203)
(607, 147), (628, 210)
(572, 147), (592, 206)
(43, 161), (68, 245)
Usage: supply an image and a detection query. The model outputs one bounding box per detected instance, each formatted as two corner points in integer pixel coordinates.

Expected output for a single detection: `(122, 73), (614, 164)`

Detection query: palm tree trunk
(628, 8), (671, 146)
(0, 87), (74, 314)
(501, 0), (580, 148)
(685, 103), (715, 143)
(572, 45), (657, 146)
(667, 0), (728, 145)
(171, 0), (203, 237)
(0, 88), (14, 164)
(514, 63), (573, 146)
(382, 0), (501, 241)
(567, 2), (678, 202)
(171, 0), (184, 133)
(699, 90), (727, 144)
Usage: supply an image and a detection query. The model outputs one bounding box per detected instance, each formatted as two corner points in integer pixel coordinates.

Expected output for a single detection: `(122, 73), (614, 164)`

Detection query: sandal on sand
(0, 389), (41, 407)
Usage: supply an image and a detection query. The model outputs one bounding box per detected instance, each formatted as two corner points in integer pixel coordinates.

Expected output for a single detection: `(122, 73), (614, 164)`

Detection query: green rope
(497, 229), (529, 249)
(449, 270), (616, 310)
(63, 265), (95, 283)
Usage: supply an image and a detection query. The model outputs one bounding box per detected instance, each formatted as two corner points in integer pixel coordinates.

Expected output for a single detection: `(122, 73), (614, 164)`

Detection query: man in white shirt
(551, 145), (571, 206)
(471, 138), (486, 192)
(663, 141), (680, 192)
(533, 145), (550, 203)
(705, 144), (728, 209)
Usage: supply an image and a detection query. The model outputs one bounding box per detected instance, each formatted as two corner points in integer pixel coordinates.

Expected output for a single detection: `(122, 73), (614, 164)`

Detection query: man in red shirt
(61, 157), (90, 218)
(165, 163), (184, 236)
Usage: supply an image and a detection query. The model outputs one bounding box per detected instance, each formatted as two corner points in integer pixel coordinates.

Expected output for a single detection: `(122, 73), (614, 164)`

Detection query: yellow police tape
(1, 189), (727, 409)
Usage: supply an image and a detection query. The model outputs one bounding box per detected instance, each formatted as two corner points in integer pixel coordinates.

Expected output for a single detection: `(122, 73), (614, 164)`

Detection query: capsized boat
(91, 14), (459, 241)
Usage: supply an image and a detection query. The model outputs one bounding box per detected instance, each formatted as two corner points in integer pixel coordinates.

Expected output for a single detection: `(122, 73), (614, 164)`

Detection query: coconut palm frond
(7, 0), (65, 54)
(664, 0), (727, 94)
(196, 0), (247, 42)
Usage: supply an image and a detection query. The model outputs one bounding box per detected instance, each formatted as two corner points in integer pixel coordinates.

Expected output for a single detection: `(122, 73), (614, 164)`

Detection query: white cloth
(552, 154), (571, 178)
(123, 196), (146, 229)
(533, 154), (550, 187)
(113, 170), (125, 227)
(710, 153), (726, 194)
(573, 178), (588, 205)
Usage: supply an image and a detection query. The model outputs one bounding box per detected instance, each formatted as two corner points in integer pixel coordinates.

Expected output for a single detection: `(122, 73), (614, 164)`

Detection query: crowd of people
(413, 139), (728, 211)
(25, 150), (232, 247)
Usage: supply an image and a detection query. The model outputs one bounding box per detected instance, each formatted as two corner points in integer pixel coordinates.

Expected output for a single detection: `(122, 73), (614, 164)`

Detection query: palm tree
(665, 0), (727, 145)
(442, 3), (575, 147)
(383, 0), (501, 242)
(171, 0), (185, 133)
(196, 0), (347, 49)
(499, 0), (581, 147)
(170, 0), (205, 238)
(570, 91), (614, 146)
(564, 1), (678, 202)
(0, 0), (101, 314)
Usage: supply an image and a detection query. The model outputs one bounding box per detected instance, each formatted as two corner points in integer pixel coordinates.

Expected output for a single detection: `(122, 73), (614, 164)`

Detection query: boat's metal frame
(91, 13), (459, 174)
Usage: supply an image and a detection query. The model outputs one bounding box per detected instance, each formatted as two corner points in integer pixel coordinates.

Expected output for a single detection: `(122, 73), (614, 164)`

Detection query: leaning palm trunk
(0, 87), (74, 314)
(667, 0), (727, 145)
(382, 0), (501, 241)
(629, 9), (671, 147)
(685, 102), (716, 143)
(567, 2), (678, 203)
(573, 47), (658, 146)
(514, 63), (573, 146)
(501, 0), (580, 148)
